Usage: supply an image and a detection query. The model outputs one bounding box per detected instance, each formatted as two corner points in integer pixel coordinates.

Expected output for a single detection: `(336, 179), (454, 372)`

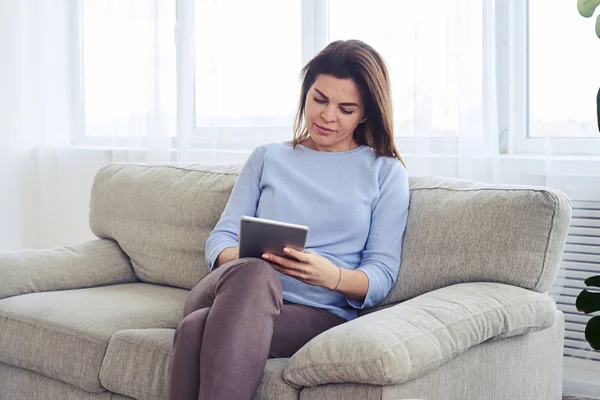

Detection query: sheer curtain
(0, 0), (73, 250)
(327, 0), (501, 182)
(0, 0), (511, 250)
(0, 0), (184, 250)
(79, 0), (178, 162)
(0, 0), (563, 249)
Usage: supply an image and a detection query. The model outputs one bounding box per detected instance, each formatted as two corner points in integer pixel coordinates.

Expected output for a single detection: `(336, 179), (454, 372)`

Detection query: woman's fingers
(262, 253), (289, 267)
(283, 247), (310, 262)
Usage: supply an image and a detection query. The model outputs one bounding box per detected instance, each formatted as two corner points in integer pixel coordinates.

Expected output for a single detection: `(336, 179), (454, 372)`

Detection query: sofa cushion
(0, 239), (138, 300)
(100, 329), (173, 400)
(372, 176), (572, 309)
(90, 164), (240, 290)
(100, 329), (300, 400)
(0, 362), (118, 400)
(298, 312), (563, 400)
(90, 164), (571, 304)
(283, 282), (557, 387)
(0, 283), (188, 393)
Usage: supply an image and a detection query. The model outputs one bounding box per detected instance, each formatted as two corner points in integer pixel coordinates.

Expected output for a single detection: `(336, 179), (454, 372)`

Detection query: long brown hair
(292, 40), (405, 166)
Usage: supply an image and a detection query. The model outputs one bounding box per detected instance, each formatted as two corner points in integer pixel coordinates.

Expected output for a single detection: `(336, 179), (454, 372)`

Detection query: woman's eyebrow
(313, 88), (360, 107)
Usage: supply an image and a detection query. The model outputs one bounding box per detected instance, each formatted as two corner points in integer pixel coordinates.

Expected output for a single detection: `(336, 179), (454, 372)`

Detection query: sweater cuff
(206, 239), (238, 271)
(345, 266), (380, 310)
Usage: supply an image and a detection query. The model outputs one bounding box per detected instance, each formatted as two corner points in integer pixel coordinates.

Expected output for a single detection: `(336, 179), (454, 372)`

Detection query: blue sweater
(205, 142), (410, 320)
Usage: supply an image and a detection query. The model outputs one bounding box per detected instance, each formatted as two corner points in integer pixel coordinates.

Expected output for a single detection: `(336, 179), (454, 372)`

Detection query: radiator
(550, 200), (600, 370)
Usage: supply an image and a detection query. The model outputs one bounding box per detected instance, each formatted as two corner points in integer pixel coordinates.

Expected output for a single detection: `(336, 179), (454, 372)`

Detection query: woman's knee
(220, 258), (283, 305)
(231, 257), (280, 282)
(175, 308), (210, 343)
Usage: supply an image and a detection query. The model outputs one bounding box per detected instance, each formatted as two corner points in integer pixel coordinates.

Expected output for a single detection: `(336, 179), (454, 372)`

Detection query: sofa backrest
(90, 163), (239, 289)
(89, 164), (572, 305)
(372, 175), (572, 314)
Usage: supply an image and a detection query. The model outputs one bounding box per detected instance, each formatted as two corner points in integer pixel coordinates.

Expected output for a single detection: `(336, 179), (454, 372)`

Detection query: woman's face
(304, 74), (366, 152)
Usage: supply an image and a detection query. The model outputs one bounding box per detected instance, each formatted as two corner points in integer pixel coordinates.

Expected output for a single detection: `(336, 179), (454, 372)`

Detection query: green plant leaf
(596, 14), (600, 38)
(585, 315), (600, 350)
(584, 275), (600, 287)
(578, 0), (600, 18)
(576, 289), (600, 313)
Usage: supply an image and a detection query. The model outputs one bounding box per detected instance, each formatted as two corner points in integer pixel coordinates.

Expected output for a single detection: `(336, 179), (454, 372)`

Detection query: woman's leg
(169, 308), (211, 400)
(170, 258), (273, 400)
(196, 258), (284, 400)
(182, 258), (245, 318)
(170, 257), (346, 400)
(268, 302), (347, 359)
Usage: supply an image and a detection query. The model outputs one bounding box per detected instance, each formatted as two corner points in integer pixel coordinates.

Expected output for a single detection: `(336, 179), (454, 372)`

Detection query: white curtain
(327, 0), (502, 183)
(0, 0), (73, 250)
(0, 0), (518, 250)
(80, 0), (178, 162)
(0, 0), (593, 250)
(0, 0), (182, 250)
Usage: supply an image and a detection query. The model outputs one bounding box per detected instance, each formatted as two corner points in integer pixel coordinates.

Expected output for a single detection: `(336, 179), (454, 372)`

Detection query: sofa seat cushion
(100, 329), (300, 400)
(283, 282), (557, 388)
(0, 283), (188, 393)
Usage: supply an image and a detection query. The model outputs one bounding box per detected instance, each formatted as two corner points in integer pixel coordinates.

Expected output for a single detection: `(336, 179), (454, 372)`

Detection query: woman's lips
(314, 123), (335, 135)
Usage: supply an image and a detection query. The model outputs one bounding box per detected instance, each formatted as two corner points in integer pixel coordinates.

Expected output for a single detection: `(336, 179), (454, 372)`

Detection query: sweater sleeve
(346, 160), (409, 309)
(205, 146), (265, 271)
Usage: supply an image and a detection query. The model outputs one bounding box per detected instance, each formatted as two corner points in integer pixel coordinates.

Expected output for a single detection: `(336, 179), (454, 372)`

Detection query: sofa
(0, 162), (572, 400)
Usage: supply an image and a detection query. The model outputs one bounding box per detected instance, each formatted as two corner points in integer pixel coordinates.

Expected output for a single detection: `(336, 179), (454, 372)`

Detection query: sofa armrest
(0, 239), (138, 300)
(283, 282), (557, 388)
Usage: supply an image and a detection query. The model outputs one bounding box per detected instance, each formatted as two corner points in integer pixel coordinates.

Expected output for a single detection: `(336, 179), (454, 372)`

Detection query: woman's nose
(320, 105), (336, 123)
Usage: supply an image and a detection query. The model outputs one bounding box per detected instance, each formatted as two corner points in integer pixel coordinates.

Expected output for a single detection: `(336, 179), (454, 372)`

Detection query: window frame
(72, 0), (600, 156)
(180, 0), (330, 150)
(509, 0), (600, 156)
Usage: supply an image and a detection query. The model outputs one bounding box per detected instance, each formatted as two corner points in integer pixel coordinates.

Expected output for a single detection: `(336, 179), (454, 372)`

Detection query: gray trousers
(169, 257), (347, 400)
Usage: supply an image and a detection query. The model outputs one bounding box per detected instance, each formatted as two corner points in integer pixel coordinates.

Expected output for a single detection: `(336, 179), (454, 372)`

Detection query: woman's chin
(308, 132), (330, 145)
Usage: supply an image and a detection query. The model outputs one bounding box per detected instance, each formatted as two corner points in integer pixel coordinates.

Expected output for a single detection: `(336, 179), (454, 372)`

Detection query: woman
(169, 39), (409, 400)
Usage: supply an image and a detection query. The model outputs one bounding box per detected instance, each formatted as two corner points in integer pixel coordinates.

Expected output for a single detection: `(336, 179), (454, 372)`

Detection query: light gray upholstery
(0, 283), (188, 393)
(100, 328), (300, 400)
(299, 311), (564, 400)
(89, 164), (241, 290)
(88, 164), (571, 300)
(0, 163), (572, 400)
(0, 363), (118, 400)
(375, 176), (572, 308)
(100, 329), (174, 400)
(0, 313), (564, 400)
(0, 239), (137, 300)
(284, 282), (557, 387)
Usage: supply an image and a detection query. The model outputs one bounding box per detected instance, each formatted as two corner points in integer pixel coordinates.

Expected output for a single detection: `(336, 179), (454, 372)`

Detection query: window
(513, 0), (600, 155)
(80, 0), (177, 140)
(76, 0), (600, 155)
(194, 0), (301, 128)
(328, 0), (483, 138)
(189, 0), (302, 149)
(529, 0), (600, 138)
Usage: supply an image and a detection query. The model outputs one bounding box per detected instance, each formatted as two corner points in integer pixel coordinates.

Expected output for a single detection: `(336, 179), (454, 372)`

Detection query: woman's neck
(301, 137), (359, 152)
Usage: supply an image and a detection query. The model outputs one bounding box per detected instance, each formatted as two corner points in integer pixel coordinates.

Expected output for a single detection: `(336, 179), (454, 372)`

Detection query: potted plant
(576, 0), (600, 131)
(576, 277), (600, 350)
(574, 1), (600, 350)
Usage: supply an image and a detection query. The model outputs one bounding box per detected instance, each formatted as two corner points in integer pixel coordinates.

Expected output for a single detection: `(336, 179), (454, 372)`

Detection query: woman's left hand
(262, 247), (341, 290)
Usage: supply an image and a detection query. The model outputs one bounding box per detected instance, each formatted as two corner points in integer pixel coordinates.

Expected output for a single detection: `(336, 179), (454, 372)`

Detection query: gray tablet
(238, 216), (309, 259)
